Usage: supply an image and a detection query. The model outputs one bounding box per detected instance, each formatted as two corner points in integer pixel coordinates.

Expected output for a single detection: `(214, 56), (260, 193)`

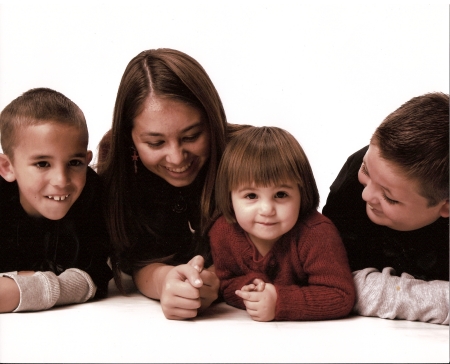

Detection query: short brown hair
(371, 92), (449, 206)
(215, 126), (320, 223)
(0, 88), (88, 158)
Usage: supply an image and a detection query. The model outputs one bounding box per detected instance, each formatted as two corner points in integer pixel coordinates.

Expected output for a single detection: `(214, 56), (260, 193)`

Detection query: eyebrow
(139, 121), (204, 137)
(237, 183), (295, 193)
(363, 157), (393, 195)
(29, 152), (87, 160)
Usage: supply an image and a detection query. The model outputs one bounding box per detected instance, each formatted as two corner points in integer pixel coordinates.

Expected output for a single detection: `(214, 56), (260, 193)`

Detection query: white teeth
(166, 162), (192, 173)
(368, 204), (374, 210)
(47, 195), (69, 201)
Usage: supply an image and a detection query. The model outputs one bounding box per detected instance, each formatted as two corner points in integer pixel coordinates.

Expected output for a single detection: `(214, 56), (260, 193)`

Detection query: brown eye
(275, 191), (288, 198)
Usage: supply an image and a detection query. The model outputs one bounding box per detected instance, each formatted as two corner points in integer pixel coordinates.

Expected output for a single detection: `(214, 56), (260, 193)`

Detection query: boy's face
(4, 123), (92, 220)
(358, 144), (448, 231)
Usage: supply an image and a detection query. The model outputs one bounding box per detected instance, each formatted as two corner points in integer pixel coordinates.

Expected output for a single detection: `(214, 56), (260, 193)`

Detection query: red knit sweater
(209, 210), (355, 321)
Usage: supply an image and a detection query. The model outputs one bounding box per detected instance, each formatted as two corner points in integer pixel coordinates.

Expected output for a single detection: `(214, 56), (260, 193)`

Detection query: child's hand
(240, 278), (265, 292)
(235, 279), (277, 322)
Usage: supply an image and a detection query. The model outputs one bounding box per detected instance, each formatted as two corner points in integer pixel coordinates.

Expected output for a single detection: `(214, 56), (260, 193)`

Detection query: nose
(361, 181), (379, 205)
(50, 166), (70, 188)
(165, 143), (186, 165)
(259, 199), (275, 216)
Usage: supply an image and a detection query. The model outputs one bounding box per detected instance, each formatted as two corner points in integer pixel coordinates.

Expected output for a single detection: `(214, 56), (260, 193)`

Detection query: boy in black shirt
(323, 92), (448, 324)
(0, 88), (112, 312)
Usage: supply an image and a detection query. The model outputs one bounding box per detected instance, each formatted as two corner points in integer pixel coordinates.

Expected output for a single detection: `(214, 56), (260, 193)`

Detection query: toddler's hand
(240, 278), (266, 292)
(235, 280), (277, 322)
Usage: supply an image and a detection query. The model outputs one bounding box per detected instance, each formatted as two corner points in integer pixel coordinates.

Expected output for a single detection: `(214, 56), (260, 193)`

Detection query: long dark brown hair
(99, 48), (236, 291)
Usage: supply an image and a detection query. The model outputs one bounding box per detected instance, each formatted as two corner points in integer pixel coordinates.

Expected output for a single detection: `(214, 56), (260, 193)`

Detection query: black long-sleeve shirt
(0, 167), (113, 297)
(322, 146), (449, 281)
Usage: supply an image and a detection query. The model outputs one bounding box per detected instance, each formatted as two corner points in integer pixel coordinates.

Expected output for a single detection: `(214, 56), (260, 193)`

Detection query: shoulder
(0, 177), (19, 212)
(293, 211), (342, 244)
(210, 215), (235, 236)
(299, 210), (337, 230)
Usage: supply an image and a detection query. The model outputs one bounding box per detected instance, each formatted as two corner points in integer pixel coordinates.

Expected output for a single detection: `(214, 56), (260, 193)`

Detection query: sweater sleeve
(209, 218), (270, 310)
(5, 271), (60, 312)
(55, 268), (97, 306)
(4, 269), (97, 312)
(353, 267), (449, 325)
(274, 218), (356, 321)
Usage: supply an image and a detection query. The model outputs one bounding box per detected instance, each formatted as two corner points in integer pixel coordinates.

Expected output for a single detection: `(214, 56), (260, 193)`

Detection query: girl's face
(231, 181), (301, 255)
(131, 95), (210, 187)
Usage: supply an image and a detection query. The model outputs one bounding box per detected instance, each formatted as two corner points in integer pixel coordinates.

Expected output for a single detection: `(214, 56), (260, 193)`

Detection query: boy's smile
(4, 123), (92, 220)
(358, 144), (448, 231)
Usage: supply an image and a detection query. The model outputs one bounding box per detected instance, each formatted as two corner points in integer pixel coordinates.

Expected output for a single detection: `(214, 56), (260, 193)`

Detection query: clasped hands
(160, 255), (219, 320)
(235, 278), (277, 322)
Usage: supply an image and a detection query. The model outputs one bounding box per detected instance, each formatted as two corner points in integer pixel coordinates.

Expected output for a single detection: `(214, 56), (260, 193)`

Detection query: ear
(0, 153), (16, 182)
(86, 150), (93, 165)
(439, 199), (449, 218)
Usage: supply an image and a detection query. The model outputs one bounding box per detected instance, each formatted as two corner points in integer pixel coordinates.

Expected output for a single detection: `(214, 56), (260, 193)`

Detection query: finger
(256, 281), (265, 292)
(199, 269), (218, 287)
(163, 305), (199, 320)
(240, 284), (256, 292)
(187, 255), (205, 273)
(171, 264), (203, 288)
(242, 300), (261, 312)
(235, 290), (259, 301)
(165, 277), (201, 300)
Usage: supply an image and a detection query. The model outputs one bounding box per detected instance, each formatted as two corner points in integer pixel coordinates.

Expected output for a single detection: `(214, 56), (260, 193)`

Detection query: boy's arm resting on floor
(353, 267), (449, 325)
(0, 268), (96, 312)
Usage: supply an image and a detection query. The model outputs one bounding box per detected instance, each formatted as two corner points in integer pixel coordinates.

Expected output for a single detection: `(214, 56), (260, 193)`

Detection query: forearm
(133, 263), (173, 300)
(353, 267), (449, 325)
(274, 283), (355, 321)
(55, 268), (97, 306)
(1, 269), (96, 312)
(0, 277), (20, 313)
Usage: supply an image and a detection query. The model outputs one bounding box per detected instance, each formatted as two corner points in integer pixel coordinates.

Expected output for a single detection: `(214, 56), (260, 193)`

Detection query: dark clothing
(119, 159), (209, 274)
(322, 146), (449, 281)
(0, 167), (113, 298)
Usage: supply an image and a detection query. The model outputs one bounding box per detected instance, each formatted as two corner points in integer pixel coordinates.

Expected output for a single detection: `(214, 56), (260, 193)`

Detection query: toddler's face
(231, 181), (301, 254)
(358, 144), (448, 231)
(7, 123), (91, 220)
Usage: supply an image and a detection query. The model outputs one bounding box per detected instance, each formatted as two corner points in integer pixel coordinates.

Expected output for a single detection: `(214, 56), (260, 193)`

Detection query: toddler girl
(209, 126), (355, 321)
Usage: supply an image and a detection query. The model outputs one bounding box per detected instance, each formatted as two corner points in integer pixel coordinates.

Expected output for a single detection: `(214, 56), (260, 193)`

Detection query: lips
(164, 161), (193, 173)
(367, 203), (382, 215)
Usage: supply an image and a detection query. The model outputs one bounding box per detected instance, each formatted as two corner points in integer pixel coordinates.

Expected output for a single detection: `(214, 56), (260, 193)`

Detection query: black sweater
(118, 159), (210, 274)
(322, 146), (449, 281)
(0, 167), (113, 297)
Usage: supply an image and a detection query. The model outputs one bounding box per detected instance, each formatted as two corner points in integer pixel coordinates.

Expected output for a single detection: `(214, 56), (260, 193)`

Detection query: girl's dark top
(322, 146), (449, 281)
(118, 158), (210, 274)
(0, 167), (113, 298)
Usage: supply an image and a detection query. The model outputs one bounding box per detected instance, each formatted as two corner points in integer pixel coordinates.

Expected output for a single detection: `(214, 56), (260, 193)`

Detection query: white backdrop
(0, 0), (448, 210)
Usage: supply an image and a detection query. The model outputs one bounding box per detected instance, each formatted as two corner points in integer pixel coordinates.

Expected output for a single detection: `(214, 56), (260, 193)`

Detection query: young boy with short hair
(322, 92), (449, 325)
(0, 88), (112, 313)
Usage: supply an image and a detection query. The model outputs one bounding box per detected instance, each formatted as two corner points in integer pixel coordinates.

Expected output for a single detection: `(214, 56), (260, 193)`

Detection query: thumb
(187, 255), (205, 273)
